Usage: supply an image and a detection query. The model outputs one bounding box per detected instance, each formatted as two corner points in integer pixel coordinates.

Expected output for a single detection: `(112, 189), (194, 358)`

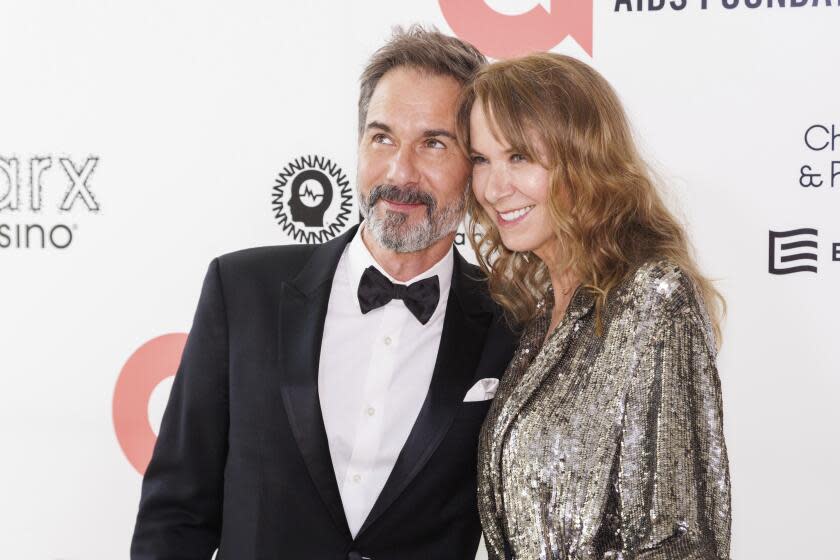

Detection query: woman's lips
(497, 205), (534, 226)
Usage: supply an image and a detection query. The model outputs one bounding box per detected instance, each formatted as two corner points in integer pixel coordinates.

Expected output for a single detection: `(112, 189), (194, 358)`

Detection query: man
(131, 26), (517, 560)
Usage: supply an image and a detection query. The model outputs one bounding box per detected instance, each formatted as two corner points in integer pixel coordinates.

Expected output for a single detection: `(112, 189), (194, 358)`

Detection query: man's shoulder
(451, 251), (515, 329)
(213, 243), (321, 286)
(455, 260), (484, 287)
(219, 243), (317, 266)
(455, 255), (483, 279)
(214, 225), (357, 284)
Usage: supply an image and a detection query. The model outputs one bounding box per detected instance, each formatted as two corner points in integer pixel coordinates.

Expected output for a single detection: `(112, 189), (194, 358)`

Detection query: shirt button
(353, 474), (361, 483)
(366, 406), (376, 416)
(383, 336), (392, 346)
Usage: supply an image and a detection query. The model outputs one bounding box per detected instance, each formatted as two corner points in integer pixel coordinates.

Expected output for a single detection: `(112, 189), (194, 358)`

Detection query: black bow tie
(357, 266), (440, 325)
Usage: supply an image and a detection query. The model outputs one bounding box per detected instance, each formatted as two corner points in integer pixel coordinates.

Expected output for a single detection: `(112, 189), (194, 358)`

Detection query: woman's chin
(498, 234), (537, 255)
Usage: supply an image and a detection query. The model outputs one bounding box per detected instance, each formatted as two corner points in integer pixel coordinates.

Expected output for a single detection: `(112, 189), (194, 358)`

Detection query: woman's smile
(496, 205), (535, 225)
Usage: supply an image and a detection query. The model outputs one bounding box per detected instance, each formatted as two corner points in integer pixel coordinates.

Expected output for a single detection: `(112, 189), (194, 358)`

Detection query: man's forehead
(365, 68), (461, 134)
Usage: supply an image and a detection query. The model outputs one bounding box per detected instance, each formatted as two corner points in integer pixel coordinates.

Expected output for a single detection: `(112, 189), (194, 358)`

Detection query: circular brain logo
(439, 0), (593, 58)
(289, 169), (333, 226)
(271, 154), (354, 243)
(113, 333), (187, 475)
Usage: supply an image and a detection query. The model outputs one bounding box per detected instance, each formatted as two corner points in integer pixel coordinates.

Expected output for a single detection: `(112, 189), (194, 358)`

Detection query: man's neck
(360, 226), (455, 283)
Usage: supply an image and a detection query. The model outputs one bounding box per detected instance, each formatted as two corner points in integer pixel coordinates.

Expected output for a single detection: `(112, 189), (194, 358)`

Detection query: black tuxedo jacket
(131, 226), (518, 560)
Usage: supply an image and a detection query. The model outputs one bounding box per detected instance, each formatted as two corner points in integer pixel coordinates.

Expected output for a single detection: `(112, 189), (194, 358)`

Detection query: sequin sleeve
(615, 273), (731, 560)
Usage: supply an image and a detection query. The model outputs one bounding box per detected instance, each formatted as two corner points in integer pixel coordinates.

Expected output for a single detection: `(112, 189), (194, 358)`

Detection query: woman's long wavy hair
(456, 53), (724, 345)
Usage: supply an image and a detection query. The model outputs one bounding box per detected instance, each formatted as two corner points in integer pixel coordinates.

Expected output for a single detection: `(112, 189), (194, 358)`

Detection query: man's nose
(386, 145), (421, 187)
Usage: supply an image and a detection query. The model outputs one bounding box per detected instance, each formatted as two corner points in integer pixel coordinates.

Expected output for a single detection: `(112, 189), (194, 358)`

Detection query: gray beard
(358, 185), (466, 253)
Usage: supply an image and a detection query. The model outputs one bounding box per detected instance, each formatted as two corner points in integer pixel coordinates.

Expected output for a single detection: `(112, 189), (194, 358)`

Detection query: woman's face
(469, 103), (559, 262)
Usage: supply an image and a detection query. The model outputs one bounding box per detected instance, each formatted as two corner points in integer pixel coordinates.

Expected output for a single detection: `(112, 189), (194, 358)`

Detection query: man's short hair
(358, 25), (487, 139)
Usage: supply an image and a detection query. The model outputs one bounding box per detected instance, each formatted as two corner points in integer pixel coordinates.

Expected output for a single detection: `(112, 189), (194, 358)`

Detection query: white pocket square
(463, 378), (499, 402)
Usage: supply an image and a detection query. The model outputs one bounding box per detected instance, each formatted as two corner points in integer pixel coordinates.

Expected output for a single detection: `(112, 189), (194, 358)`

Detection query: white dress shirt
(317, 225), (454, 537)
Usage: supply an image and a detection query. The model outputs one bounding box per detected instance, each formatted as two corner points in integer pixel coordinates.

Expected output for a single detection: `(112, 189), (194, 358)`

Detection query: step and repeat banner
(2, 1), (838, 558)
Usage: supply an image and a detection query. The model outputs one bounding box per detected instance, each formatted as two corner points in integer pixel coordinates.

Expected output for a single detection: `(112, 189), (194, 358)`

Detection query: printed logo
(0, 154), (100, 250)
(113, 333), (187, 475)
(800, 123), (840, 189)
(613, 0), (840, 12)
(768, 228), (818, 274)
(439, 0), (593, 59)
(271, 155), (354, 243)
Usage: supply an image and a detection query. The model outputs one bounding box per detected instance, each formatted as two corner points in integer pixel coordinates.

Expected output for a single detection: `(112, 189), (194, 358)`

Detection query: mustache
(367, 184), (437, 213)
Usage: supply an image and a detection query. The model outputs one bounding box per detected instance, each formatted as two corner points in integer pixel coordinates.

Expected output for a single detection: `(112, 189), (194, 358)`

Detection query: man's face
(357, 66), (471, 253)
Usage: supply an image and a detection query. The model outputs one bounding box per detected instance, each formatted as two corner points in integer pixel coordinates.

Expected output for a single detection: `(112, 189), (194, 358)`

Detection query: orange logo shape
(113, 333), (187, 475)
(439, 0), (593, 58)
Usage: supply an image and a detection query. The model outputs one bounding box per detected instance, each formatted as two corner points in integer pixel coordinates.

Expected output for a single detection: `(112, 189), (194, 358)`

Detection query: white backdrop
(2, 1), (839, 558)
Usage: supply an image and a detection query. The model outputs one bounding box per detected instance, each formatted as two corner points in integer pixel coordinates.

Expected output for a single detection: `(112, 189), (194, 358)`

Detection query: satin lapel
(277, 226), (358, 540)
(356, 251), (492, 538)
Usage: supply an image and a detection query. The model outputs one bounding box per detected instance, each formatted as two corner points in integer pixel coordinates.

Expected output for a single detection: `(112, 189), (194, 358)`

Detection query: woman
(456, 53), (731, 560)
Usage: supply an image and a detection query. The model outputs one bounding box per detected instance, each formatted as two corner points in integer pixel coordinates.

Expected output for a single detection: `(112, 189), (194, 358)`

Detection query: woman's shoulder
(624, 258), (694, 303)
(612, 258), (714, 337)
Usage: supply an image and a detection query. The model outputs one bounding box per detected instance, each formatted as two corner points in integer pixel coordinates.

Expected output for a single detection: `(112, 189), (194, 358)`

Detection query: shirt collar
(346, 222), (454, 316)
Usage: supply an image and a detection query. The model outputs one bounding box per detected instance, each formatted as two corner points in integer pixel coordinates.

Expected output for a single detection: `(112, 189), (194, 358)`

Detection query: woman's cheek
(470, 172), (485, 205)
(475, 186), (494, 217)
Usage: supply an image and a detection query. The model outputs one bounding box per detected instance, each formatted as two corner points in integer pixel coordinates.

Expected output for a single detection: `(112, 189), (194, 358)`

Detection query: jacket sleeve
(130, 258), (230, 560)
(616, 278), (731, 560)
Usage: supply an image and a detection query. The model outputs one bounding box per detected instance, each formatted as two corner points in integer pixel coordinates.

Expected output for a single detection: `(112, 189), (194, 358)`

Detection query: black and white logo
(768, 228), (818, 274)
(271, 155), (354, 244)
(0, 154), (100, 250)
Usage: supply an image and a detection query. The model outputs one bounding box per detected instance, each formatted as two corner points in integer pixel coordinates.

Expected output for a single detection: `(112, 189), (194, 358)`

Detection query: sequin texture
(478, 260), (731, 560)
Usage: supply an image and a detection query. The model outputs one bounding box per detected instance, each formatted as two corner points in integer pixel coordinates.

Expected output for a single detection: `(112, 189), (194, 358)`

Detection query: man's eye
(425, 138), (446, 149)
(373, 133), (393, 145)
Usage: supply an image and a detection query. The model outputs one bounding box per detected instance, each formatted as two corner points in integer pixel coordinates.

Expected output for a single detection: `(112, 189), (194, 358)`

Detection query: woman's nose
(482, 165), (514, 205)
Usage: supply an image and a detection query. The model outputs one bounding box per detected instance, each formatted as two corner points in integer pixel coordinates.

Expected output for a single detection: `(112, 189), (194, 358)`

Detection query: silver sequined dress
(478, 260), (731, 560)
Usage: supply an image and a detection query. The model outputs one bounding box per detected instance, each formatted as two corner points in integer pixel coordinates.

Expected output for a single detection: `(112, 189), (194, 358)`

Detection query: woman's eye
(510, 153), (528, 163)
(425, 138), (445, 149)
(471, 154), (488, 164)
